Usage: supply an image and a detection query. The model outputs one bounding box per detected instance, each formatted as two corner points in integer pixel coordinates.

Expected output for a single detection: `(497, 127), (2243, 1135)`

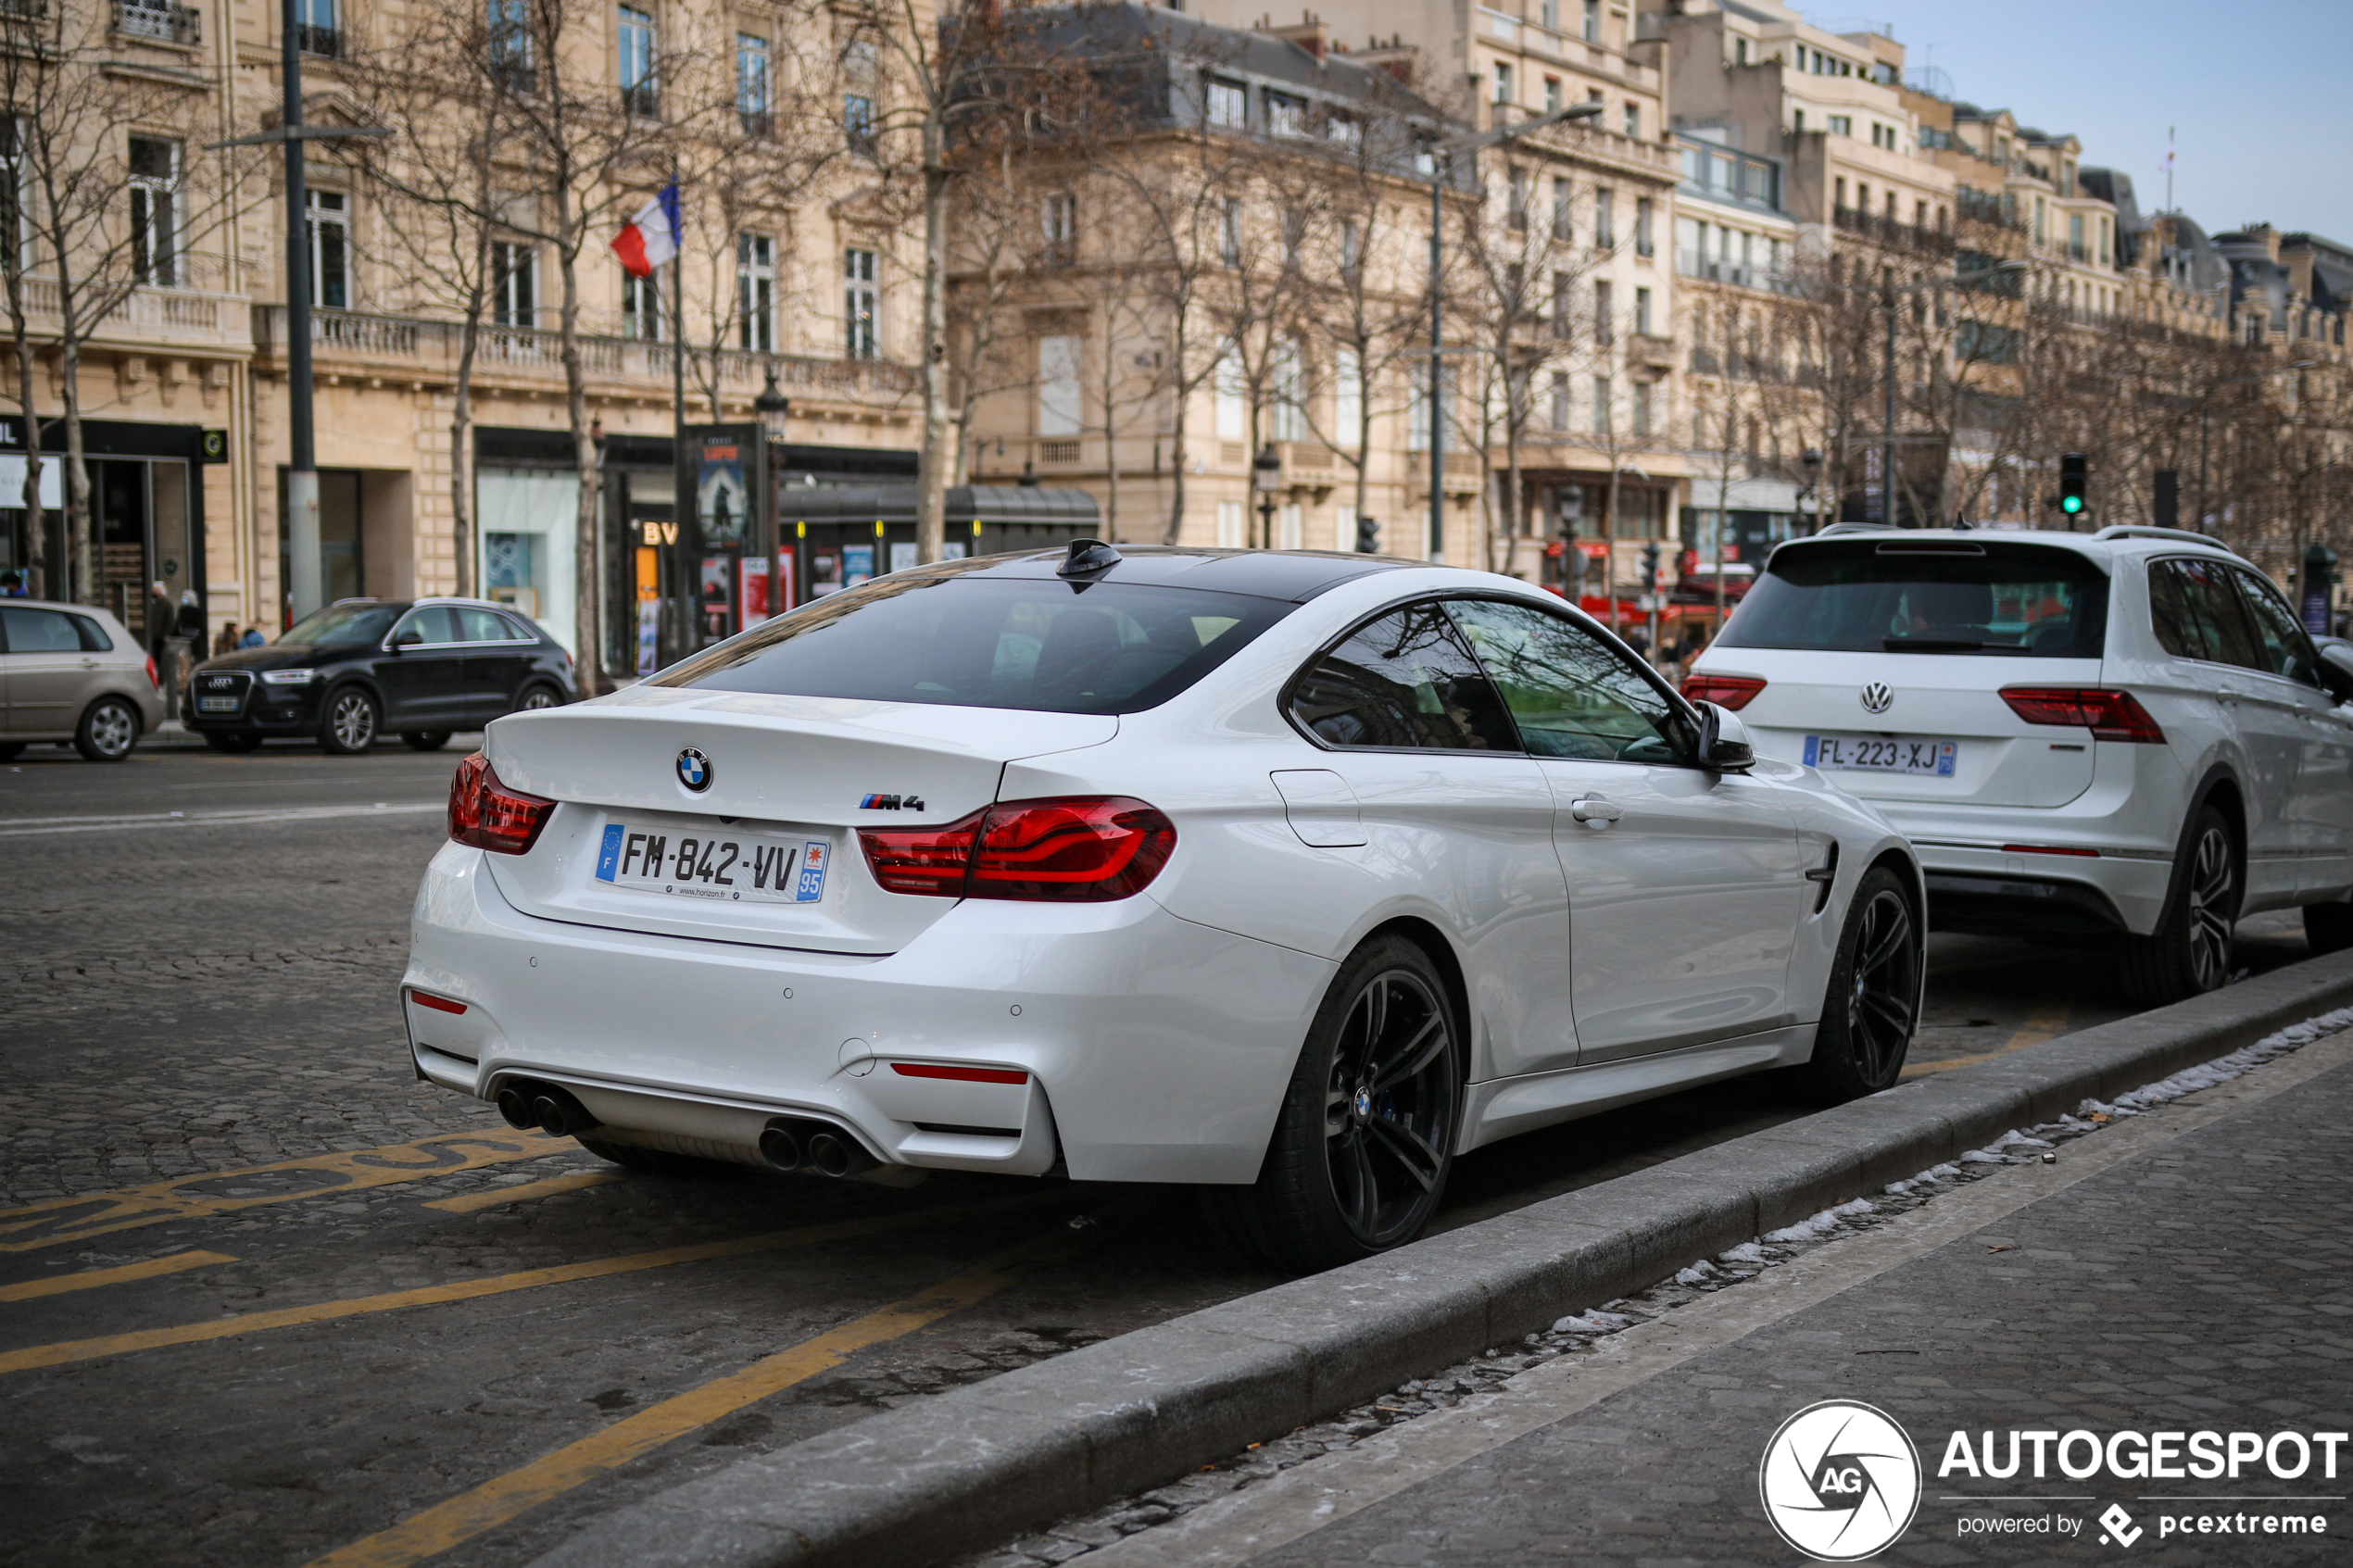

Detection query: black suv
(185, 598), (578, 755)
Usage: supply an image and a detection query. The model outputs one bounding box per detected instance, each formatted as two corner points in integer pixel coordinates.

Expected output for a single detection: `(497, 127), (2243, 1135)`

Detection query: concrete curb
(528, 950), (2353, 1568)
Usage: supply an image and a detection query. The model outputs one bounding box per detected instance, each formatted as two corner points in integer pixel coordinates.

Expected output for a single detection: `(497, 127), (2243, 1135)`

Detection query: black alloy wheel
(1207, 935), (1462, 1273)
(319, 687), (380, 755)
(1803, 865), (1920, 1103)
(2121, 806), (2237, 1008)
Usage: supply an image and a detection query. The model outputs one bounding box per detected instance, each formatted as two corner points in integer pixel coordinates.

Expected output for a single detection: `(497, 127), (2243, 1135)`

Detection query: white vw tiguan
(1685, 525), (2353, 1005)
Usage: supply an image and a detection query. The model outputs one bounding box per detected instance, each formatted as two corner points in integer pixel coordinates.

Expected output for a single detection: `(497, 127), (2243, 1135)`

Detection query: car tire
(73, 696), (141, 762)
(204, 731), (262, 754)
(402, 731), (454, 752)
(318, 686), (380, 755)
(1801, 864), (1921, 1104)
(514, 684), (563, 713)
(2120, 805), (2237, 1008)
(578, 1137), (742, 1177)
(2304, 899), (2353, 955)
(1204, 934), (1463, 1274)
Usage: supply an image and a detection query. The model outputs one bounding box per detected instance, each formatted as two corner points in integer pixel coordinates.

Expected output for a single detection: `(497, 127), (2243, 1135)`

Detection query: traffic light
(1641, 541), (1661, 590)
(2058, 453), (2088, 519)
(1355, 514), (1380, 554)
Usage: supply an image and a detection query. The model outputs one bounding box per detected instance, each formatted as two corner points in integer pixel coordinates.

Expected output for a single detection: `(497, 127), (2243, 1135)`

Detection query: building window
(1623, 104), (1638, 138)
(1592, 374), (1611, 433)
(1037, 333), (1082, 439)
(1540, 0), (1556, 29)
(1550, 270), (1570, 337)
(308, 189), (348, 308)
(1216, 500), (1245, 548)
(1336, 345), (1362, 442)
(491, 241), (535, 326)
(845, 247), (877, 358)
(1544, 77), (1560, 114)
(1593, 279), (1612, 345)
(1552, 177), (1571, 242)
(1594, 188), (1614, 248)
(488, 0), (531, 82)
(1633, 285), (1651, 336)
(296, 0), (338, 56)
(1043, 191), (1076, 265)
(1492, 64), (1512, 106)
(844, 94), (875, 156)
(1266, 92), (1304, 138)
(1827, 115), (1851, 137)
(737, 233), (774, 351)
(1549, 370), (1568, 433)
(1581, 0), (1598, 43)
(1327, 110), (1358, 145)
(1206, 77), (1245, 129)
(622, 270), (661, 340)
(617, 6), (657, 117)
(128, 136), (179, 285)
(1506, 166), (1527, 231)
(1219, 197), (1241, 266)
(1631, 380), (1652, 437)
(736, 34), (771, 135)
(1634, 195), (1653, 256)
(2068, 213), (2084, 259)
(1339, 218), (1361, 278)
(1793, 108), (1805, 134)
(1734, 37), (1748, 65)
(1272, 337), (1304, 441)
(1214, 352), (1245, 441)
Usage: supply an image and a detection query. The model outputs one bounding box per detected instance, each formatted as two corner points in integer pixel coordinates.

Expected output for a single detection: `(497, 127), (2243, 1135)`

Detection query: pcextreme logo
(1759, 1400), (1924, 1561)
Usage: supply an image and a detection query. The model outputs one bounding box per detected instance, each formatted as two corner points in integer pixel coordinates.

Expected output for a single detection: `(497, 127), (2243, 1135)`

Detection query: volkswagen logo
(675, 747), (712, 792)
(1859, 682), (1894, 716)
(1758, 1400), (1920, 1561)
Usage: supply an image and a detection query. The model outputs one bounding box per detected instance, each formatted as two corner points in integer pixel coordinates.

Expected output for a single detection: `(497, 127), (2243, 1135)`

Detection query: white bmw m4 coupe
(403, 543), (1923, 1270)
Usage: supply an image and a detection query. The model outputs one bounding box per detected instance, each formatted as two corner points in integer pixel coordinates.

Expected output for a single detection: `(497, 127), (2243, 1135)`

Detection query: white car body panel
(406, 555), (1922, 1185)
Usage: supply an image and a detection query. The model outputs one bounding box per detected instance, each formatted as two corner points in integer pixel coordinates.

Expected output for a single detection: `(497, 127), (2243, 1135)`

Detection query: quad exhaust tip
(761, 1116), (878, 1178)
(494, 1078), (598, 1138)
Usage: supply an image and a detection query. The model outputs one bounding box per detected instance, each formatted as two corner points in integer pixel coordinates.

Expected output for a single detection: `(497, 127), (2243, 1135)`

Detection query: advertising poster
(698, 556), (732, 642)
(696, 436), (749, 548)
(842, 544), (874, 588)
(741, 558), (770, 621)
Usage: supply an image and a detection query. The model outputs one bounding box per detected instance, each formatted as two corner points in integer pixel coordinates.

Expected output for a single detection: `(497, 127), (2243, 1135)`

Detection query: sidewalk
(1067, 1032), (2353, 1567)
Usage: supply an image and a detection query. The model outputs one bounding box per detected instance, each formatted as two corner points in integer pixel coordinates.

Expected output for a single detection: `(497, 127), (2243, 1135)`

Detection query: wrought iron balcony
(295, 20), (337, 56)
(116, 0), (198, 42)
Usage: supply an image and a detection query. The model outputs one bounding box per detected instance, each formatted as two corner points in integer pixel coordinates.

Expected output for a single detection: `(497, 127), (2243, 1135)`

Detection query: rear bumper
(401, 844), (1332, 1184)
(1922, 869), (2133, 939)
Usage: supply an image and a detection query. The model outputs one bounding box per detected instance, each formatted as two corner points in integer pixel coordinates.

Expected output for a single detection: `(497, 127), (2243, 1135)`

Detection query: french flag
(610, 182), (682, 278)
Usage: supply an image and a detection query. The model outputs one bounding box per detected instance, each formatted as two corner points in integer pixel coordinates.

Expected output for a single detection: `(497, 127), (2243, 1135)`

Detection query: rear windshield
(1718, 540), (2108, 658)
(653, 566), (1293, 714)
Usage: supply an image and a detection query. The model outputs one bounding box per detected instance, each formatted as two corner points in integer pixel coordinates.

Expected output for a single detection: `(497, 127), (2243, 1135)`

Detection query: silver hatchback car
(0, 598), (165, 761)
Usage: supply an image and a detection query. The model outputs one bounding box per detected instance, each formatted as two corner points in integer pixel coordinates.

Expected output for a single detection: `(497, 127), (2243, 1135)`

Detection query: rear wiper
(1880, 635), (2032, 653)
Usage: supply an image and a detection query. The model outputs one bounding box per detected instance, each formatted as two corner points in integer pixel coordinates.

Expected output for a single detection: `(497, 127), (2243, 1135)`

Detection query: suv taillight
(861, 797), (1176, 901)
(1680, 672), (1765, 710)
(448, 752), (556, 854)
(2000, 686), (2167, 744)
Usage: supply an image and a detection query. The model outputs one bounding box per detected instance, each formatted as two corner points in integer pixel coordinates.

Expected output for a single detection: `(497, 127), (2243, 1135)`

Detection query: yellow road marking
(0, 1193), (1070, 1377)
(300, 1223), (1097, 1568)
(1903, 1002), (2071, 1078)
(0, 1127), (571, 1252)
(0, 1250), (236, 1302)
(422, 1172), (622, 1213)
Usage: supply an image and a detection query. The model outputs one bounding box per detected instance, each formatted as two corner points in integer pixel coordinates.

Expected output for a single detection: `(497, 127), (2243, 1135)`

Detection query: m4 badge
(858, 794), (925, 811)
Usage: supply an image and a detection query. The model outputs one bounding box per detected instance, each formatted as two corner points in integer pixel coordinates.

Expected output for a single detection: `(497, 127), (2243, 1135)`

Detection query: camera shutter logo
(1859, 681), (1894, 715)
(1758, 1399), (1921, 1561)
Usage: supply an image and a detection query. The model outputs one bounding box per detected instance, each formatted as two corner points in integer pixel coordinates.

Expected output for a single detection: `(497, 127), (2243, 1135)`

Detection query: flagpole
(669, 165), (686, 662)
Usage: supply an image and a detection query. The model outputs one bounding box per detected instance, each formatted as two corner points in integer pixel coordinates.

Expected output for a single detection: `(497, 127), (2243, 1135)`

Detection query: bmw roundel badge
(675, 747), (712, 792)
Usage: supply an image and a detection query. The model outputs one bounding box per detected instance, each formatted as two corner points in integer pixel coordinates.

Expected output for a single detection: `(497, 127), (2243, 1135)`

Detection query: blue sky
(1837, 0), (2353, 241)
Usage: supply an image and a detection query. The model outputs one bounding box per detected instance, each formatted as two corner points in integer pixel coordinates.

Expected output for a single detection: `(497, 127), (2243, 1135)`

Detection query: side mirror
(1698, 702), (1755, 772)
(391, 630), (424, 653)
(2317, 646), (2353, 706)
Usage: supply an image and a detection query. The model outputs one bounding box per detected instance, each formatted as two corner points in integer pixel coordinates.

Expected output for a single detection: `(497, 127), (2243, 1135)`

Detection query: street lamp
(753, 365), (791, 445)
(1797, 447), (1823, 533)
(1881, 259), (2024, 531)
(1422, 101), (1605, 563)
(1252, 443), (1282, 549)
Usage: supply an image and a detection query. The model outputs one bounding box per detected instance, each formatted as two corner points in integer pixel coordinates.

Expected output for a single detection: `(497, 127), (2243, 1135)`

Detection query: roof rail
(2093, 525), (2233, 549)
(1813, 521), (1894, 537)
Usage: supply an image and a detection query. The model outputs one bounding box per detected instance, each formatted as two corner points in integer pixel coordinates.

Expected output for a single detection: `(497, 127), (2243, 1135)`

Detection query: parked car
(402, 544), (1920, 1272)
(0, 598), (164, 762)
(1684, 524), (2353, 1005)
(183, 596), (576, 755)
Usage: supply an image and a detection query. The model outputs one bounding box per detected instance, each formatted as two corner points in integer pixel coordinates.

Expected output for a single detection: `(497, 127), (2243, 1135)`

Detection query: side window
(2148, 559), (2263, 671)
(496, 613), (537, 642)
(70, 614), (114, 652)
(1288, 603), (1520, 752)
(2231, 567), (2322, 686)
(1, 606), (85, 653)
(394, 607), (459, 646)
(456, 607), (513, 643)
(1447, 597), (1692, 764)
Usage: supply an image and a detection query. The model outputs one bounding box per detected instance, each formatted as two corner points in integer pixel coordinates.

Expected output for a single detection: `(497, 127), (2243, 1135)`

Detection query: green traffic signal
(2058, 452), (2088, 519)
(2059, 495), (2084, 514)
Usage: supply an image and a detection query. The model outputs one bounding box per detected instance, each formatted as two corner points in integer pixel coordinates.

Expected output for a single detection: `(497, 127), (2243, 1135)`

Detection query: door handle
(1569, 797), (1621, 827)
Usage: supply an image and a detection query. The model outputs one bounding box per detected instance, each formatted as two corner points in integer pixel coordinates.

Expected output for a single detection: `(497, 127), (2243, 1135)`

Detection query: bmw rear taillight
(860, 797), (1176, 901)
(1999, 687), (2166, 744)
(1680, 672), (1766, 710)
(448, 751), (556, 854)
